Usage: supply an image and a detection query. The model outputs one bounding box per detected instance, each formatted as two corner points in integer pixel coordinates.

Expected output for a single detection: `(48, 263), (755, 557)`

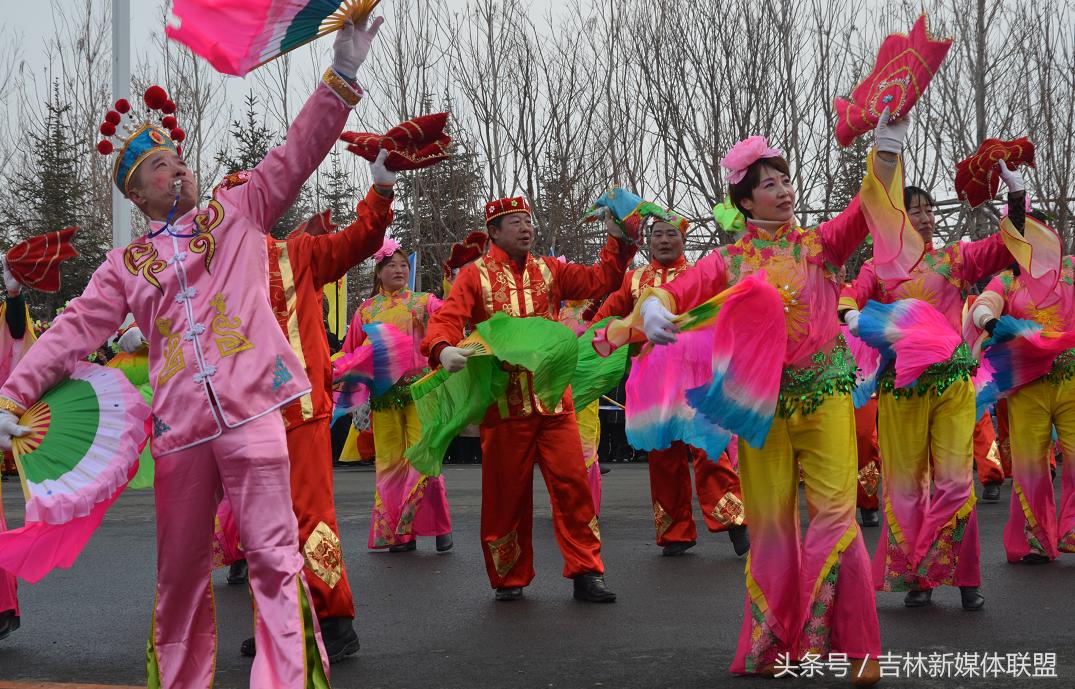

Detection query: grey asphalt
(0, 463), (1072, 688)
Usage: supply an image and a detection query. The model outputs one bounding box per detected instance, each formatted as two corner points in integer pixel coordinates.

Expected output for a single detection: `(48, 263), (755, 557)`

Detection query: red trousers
(288, 417), (355, 620)
(648, 441), (744, 546)
(973, 411), (1005, 485)
(479, 412), (603, 588)
(855, 399), (881, 510)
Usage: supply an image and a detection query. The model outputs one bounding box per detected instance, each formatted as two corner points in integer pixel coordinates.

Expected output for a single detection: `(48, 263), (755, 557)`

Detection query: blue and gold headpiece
(96, 86), (187, 195)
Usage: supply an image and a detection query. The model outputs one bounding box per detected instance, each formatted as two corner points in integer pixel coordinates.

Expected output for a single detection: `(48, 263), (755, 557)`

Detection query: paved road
(1, 464), (1072, 688)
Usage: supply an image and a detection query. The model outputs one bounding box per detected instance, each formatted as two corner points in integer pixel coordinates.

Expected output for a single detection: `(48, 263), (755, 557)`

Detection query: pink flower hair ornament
(374, 237), (403, 263)
(720, 136), (783, 185)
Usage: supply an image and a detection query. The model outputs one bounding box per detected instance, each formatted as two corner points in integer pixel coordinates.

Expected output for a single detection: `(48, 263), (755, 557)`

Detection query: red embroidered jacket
(592, 255), (691, 321)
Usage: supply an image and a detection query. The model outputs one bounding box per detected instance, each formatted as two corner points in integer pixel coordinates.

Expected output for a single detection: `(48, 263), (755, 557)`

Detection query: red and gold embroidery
(858, 460), (881, 498)
(712, 492), (746, 527)
(155, 317), (186, 386)
(653, 501), (672, 539)
(488, 530), (521, 577)
(124, 242), (166, 293)
(209, 293), (254, 358)
(303, 521), (344, 588)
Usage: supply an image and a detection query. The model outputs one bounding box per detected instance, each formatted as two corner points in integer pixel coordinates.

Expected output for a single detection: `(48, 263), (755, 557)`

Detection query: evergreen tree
(215, 91), (312, 239)
(2, 81), (107, 320)
(316, 149), (358, 226)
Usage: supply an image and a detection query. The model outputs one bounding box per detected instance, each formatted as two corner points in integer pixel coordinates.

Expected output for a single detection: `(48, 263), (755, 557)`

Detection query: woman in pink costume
(343, 239), (452, 552)
(970, 212), (1075, 564)
(640, 113), (917, 686)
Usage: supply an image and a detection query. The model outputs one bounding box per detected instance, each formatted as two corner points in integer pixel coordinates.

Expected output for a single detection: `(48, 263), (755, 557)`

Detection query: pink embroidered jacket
(0, 78), (362, 456)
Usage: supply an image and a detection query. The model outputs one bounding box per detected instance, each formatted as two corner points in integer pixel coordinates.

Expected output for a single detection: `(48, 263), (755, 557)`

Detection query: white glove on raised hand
(873, 107), (910, 155)
(0, 409), (29, 451)
(844, 309), (861, 337)
(117, 327), (146, 354)
(439, 346), (473, 373)
(997, 161), (1025, 194)
(370, 149), (397, 188)
(641, 296), (678, 344)
(332, 16), (385, 81)
(1, 255), (21, 295)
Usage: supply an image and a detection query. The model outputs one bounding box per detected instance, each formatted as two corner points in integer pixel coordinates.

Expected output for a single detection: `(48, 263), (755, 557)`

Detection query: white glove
(1, 255), (21, 295)
(844, 309), (861, 337)
(331, 16), (384, 80)
(117, 327), (146, 354)
(370, 149), (396, 187)
(873, 107), (910, 155)
(997, 161), (1025, 194)
(641, 297), (678, 344)
(439, 346), (473, 373)
(0, 409), (29, 451)
(973, 304), (997, 329)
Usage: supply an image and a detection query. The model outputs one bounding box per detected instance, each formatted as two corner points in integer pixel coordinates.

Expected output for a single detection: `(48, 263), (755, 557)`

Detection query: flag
(324, 275), (348, 340)
(408, 252), (417, 290)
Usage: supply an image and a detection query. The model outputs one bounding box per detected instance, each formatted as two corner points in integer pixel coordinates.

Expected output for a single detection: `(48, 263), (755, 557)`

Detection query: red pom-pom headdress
(96, 86), (185, 194)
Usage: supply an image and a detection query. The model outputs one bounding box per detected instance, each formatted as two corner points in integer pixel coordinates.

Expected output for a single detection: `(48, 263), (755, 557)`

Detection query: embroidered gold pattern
(189, 199), (224, 273)
(488, 530), (522, 577)
(155, 318), (186, 386)
(858, 460), (881, 498)
(653, 501), (672, 539)
(124, 242), (167, 293)
(303, 521), (344, 588)
(712, 492), (746, 527)
(588, 516), (601, 541)
(209, 293), (254, 358)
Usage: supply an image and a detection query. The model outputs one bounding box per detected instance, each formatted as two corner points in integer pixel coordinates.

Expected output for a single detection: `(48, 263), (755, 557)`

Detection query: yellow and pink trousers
(872, 378), (981, 591)
(1002, 375), (1075, 561)
(733, 392), (879, 674)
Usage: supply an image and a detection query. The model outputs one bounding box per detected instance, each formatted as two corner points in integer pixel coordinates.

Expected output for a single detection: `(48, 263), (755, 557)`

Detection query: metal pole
(111, 0), (131, 249)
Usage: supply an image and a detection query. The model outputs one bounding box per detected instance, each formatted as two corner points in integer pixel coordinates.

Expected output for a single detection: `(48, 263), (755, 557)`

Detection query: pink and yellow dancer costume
(593, 244), (747, 551)
(841, 214), (1016, 600)
(643, 138), (917, 675)
(343, 246), (452, 550)
(0, 64), (372, 686)
(972, 251), (1075, 562)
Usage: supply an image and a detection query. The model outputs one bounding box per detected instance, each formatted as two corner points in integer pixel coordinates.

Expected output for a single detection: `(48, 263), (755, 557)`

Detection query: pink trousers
(0, 482), (16, 617)
(147, 412), (329, 689)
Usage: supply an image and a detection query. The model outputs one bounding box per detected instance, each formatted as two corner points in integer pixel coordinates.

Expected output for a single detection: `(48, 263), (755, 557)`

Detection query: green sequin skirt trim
(1043, 349), (1075, 385)
(878, 343), (977, 399)
(777, 339), (857, 418)
(370, 371), (429, 411)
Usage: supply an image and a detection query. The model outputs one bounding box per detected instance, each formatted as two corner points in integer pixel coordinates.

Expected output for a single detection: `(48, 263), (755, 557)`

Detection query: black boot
(1021, 553), (1051, 565)
(859, 508), (880, 527)
(435, 533), (454, 552)
(661, 540), (696, 557)
(599, 463), (611, 475)
(320, 616), (360, 663)
(388, 541), (417, 553)
(729, 525), (750, 556)
(0, 610), (20, 641)
(227, 559), (248, 585)
(960, 586), (985, 611)
(982, 483), (1001, 502)
(572, 573), (617, 603)
(495, 587), (523, 601)
(903, 588), (933, 608)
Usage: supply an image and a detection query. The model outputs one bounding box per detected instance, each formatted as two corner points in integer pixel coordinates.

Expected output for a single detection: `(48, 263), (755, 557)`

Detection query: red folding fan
(955, 137), (1036, 208)
(340, 113), (452, 171)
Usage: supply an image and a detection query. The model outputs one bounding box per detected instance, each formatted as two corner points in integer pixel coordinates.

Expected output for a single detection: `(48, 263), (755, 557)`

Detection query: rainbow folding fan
(834, 15), (952, 147)
(955, 137), (1036, 208)
(167, 0), (382, 77)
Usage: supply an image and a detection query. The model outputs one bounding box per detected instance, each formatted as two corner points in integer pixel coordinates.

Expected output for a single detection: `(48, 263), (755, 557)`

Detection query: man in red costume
(423, 197), (634, 602)
(592, 213), (750, 557)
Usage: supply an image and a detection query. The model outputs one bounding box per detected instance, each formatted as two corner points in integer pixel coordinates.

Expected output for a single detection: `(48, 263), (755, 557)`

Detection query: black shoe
(859, 508), (880, 527)
(240, 636), (256, 657)
(661, 540), (696, 557)
(388, 541), (417, 553)
(599, 463), (611, 475)
(227, 559), (248, 585)
(903, 588), (933, 608)
(1021, 553), (1051, 565)
(982, 483), (1001, 502)
(495, 587), (523, 601)
(573, 573), (617, 603)
(0, 610), (20, 641)
(435, 533), (454, 552)
(960, 586), (985, 611)
(729, 525), (750, 556)
(320, 616), (360, 663)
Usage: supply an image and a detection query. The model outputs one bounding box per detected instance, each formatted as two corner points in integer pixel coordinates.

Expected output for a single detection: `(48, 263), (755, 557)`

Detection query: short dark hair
(728, 156), (791, 218)
(487, 216), (505, 233)
(904, 185), (934, 210)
